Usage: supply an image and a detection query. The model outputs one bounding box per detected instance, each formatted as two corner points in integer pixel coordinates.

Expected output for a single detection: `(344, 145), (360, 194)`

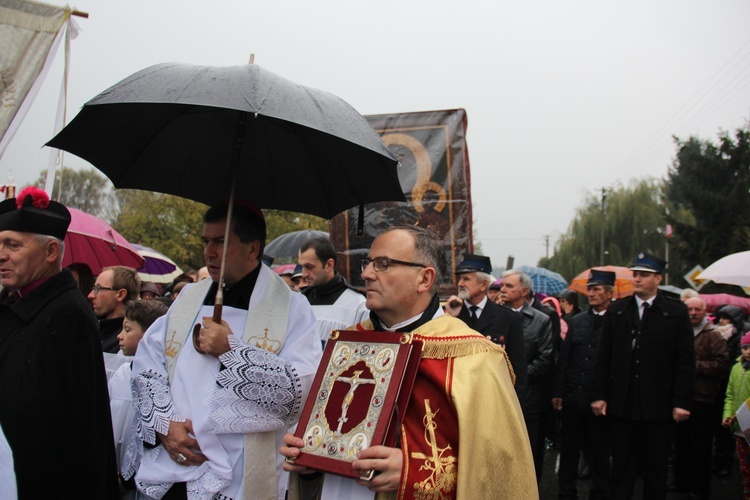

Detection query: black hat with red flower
(0, 187), (71, 239)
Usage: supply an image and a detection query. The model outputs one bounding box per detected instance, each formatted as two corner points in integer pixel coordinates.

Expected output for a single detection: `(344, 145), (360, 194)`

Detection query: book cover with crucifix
(290, 329), (422, 479)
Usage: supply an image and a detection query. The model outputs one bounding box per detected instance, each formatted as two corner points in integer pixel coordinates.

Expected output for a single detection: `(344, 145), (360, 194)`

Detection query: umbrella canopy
(46, 62), (404, 219)
(272, 263), (297, 276)
(569, 265), (635, 299)
(131, 244), (184, 284)
(517, 265), (568, 296)
(265, 229), (329, 258)
(697, 250), (750, 288)
(700, 293), (750, 315)
(63, 208), (144, 275)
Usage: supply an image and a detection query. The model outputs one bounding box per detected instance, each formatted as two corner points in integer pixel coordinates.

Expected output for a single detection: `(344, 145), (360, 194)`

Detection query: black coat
(0, 270), (119, 499)
(459, 299), (528, 405)
(590, 293), (695, 421)
(554, 310), (604, 412)
(532, 298), (562, 354)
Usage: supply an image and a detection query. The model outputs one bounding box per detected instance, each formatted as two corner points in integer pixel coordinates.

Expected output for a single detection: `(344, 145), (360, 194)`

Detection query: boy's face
(742, 345), (750, 363)
(118, 317), (145, 356)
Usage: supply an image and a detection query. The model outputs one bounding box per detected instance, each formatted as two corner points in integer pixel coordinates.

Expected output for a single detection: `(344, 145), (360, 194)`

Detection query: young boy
(109, 300), (169, 492)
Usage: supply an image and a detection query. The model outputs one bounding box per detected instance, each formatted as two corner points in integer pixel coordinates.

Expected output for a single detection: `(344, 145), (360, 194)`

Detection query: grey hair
(475, 271), (491, 286)
(503, 269), (531, 291)
(684, 296), (706, 309)
(33, 234), (64, 266)
(680, 289), (700, 301)
(381, 225), (446, 294)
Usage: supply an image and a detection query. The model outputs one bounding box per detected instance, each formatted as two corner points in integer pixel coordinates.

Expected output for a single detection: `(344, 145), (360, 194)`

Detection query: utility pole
(543, 234), (550, 260)
(599, 188), (607, 266)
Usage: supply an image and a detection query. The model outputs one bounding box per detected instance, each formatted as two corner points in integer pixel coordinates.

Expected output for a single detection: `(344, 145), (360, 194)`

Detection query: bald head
(685, 297), (707, 326)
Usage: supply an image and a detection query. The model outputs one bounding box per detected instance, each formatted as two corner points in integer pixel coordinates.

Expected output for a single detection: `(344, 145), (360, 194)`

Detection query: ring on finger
(176, 453), (187, 463)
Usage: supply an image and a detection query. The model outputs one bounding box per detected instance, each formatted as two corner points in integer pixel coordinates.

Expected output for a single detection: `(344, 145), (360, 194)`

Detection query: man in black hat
(590, 253), (695, 499)
(444, 254), (528, 404)
(0, 187), (119, 498)
(553, 270), (615, 500)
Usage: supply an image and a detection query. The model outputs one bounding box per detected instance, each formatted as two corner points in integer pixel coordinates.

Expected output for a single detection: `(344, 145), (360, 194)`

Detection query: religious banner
(290, 329), (422, 479)
(0, 0), (75, 160)
(329, 109), (473, 290)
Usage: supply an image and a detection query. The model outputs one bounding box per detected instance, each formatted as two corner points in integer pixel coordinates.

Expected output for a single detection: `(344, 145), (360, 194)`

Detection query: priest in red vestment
(282, 226), (536, 499)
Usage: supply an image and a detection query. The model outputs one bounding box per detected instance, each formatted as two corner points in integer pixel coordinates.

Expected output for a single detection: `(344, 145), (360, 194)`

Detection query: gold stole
(353, 316), (508, 500)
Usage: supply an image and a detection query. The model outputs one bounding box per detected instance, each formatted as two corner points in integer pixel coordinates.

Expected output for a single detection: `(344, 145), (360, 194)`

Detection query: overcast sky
(2, 0), (749, 269)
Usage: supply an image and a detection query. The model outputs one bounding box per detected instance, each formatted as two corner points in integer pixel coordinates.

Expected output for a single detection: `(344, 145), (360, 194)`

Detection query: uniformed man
(590, 253), (695, 499)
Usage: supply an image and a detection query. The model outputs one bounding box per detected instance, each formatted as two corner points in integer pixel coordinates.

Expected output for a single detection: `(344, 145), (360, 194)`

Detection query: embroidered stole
(164, 271), (292, 499)
(353, 316), (505, 499)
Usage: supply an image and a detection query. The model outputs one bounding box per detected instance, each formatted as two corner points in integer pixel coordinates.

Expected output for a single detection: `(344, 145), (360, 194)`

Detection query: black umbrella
(47, 62), (402, 335)
(46, 62), (402, 218)
(265, 229), (329, 259)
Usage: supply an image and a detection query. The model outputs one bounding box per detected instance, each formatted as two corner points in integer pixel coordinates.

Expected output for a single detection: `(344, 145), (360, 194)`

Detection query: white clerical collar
(381, 307), (445, 332)
(592, 309), (606, 316)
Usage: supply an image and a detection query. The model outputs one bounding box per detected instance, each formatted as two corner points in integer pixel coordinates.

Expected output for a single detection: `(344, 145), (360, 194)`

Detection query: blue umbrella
(517, 265), (568, 295)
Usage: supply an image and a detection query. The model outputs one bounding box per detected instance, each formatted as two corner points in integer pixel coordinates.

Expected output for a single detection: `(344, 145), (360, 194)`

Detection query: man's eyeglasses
(91, 285), (117, 295)
(361, 257), (427, 273)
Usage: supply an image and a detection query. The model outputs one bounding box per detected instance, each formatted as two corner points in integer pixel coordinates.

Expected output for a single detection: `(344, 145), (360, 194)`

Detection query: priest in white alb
(125, 201), (322, 500)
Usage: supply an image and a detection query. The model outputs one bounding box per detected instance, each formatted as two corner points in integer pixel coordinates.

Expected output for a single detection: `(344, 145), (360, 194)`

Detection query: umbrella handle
(192, 323), (204, 354)
(192, 303), (224, 354)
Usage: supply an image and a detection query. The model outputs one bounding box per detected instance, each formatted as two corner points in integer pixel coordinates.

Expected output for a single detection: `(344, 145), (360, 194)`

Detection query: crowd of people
(0, 186), (747, 499)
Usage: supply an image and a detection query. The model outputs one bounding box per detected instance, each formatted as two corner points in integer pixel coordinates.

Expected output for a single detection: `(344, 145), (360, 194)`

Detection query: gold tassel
(417, 336), (504, 359)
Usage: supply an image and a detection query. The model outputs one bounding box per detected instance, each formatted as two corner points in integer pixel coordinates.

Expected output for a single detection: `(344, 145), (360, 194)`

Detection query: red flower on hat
(15, 186), (50, 210)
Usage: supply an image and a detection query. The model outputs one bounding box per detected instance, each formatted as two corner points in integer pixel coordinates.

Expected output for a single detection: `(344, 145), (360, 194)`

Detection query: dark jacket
(459, 299), (528, 405)
(0, 269), (119, 499)
(532, 298), (562, 354)
(590, 292), (695, 421)
(99, 316), (124, 354)
(554, 309), (606, 412)
(693, 320), (730, 403)
(518, 303), (554, 415)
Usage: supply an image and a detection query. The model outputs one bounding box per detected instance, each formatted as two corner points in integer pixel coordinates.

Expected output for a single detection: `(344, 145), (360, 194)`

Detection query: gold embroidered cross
(410, 399), (457, 496)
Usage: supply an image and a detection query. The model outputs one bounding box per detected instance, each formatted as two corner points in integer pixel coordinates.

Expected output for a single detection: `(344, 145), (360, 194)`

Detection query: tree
(665, 125), (750, 285)
(113, 191), (329, 270)
(35, 167), (116, 221)
(114, 190), (208, 270)
(264, 210), (328, 244)
(545, 179), (666, 281)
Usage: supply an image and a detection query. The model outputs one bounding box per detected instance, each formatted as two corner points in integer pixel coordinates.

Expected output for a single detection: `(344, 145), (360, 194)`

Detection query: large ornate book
(289, 329), (422, 479)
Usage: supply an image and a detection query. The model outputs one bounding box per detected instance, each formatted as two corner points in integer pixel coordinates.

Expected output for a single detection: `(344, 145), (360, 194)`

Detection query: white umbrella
(697, 250), (750, 287)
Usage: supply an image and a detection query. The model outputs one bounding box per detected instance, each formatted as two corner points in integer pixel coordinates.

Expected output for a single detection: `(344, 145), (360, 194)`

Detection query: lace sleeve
(131, 369), (185, 445)
(209, 334), (303, 434)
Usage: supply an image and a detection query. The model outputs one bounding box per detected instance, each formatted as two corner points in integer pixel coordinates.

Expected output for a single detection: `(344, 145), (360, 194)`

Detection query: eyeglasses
(361, 257), (427, 273)
(91, 285), (117, 295)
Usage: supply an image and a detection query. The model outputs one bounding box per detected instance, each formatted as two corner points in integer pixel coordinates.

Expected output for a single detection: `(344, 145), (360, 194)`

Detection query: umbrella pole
(194, 112), (247, 354)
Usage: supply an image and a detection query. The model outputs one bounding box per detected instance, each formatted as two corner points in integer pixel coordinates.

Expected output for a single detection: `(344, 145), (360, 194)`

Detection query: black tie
(469, 305), (479, 325)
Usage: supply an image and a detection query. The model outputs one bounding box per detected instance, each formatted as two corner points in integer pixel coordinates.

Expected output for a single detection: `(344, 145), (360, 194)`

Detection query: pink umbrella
(62, 208), (144, 275)
(700, 293), (750, 315)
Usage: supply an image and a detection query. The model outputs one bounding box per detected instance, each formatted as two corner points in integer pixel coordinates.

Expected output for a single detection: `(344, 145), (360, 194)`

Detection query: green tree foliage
(35, 167), (116, 221)
(545, 179), (666, 281)
(113, 192), (329, 270)
(665, 126), (750, 284)
(265, 210), (328, 241)
(114, 190), (208, 270)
